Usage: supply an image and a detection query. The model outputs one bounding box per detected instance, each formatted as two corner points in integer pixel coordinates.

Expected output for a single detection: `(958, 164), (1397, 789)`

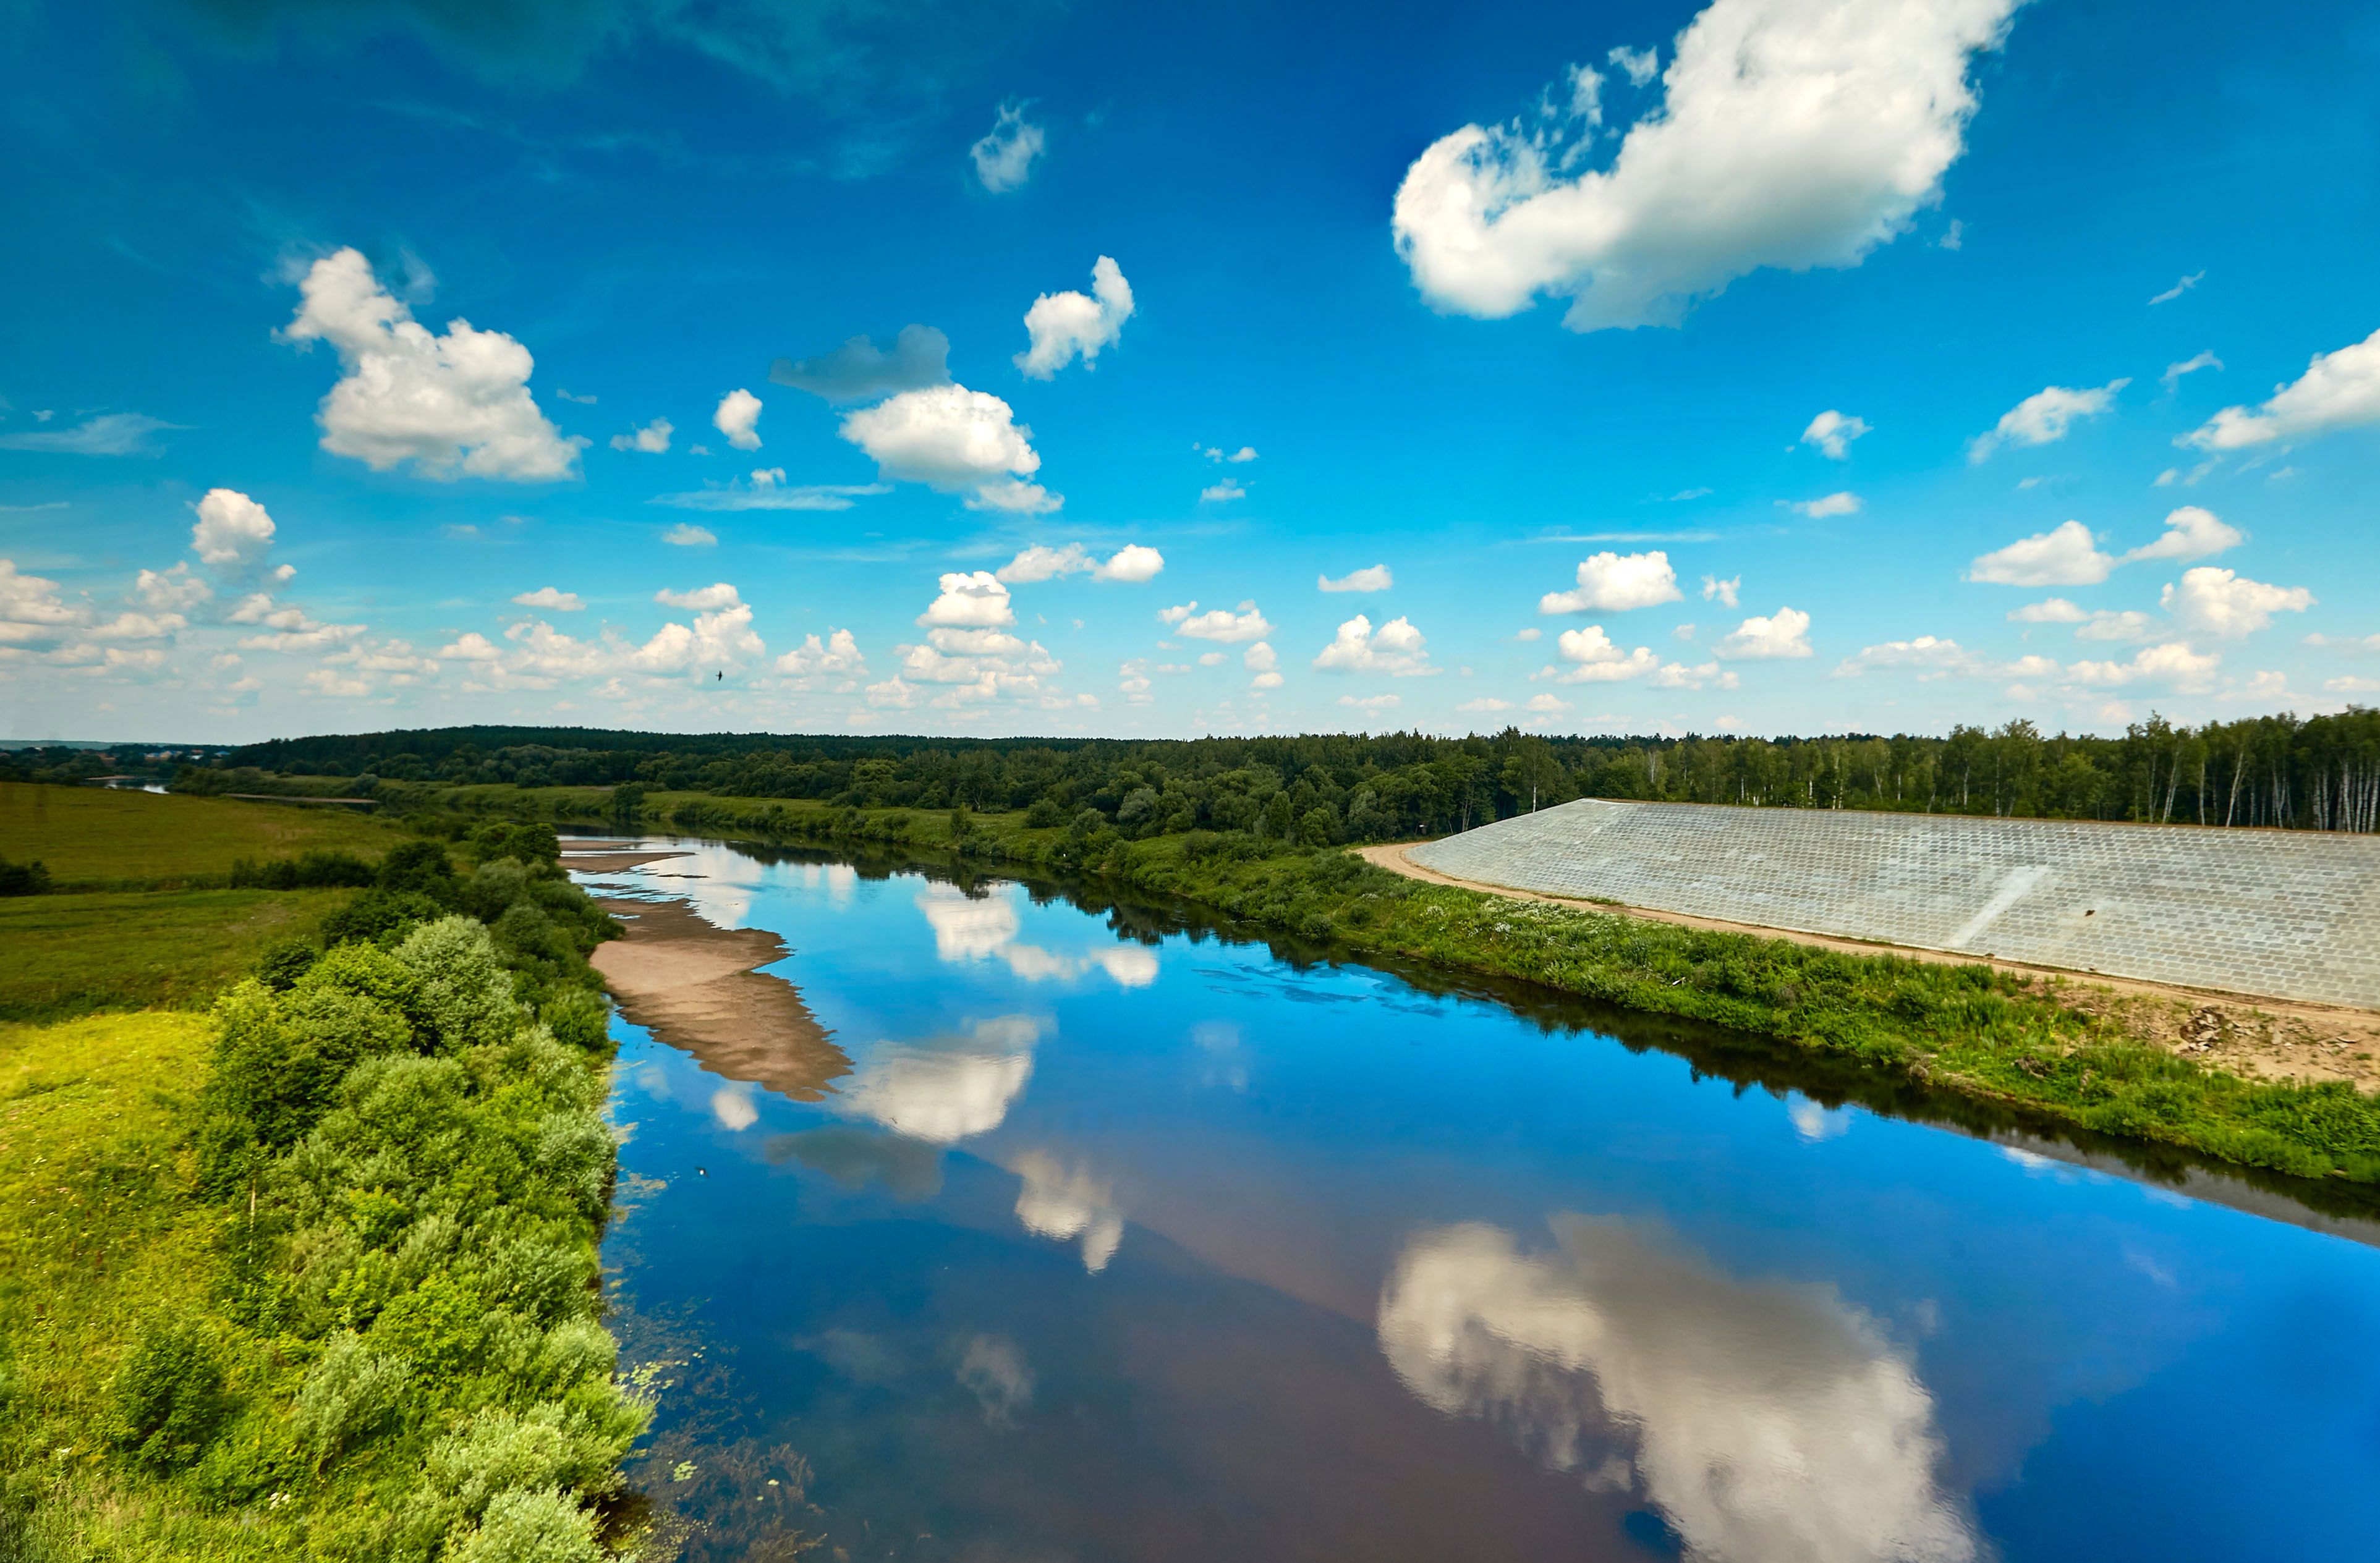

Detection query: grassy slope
(0, 1013), (235, 1559)
(425, 782), (2380, 1185)
(0, 783), (409, 887)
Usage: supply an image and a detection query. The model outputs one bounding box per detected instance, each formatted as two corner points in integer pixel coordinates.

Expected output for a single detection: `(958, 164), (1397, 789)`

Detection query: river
(579, 836), (2380, 1562)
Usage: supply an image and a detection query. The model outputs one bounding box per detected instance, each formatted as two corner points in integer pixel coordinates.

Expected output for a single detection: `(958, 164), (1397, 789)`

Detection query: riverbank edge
(400, 784), (2380, 1189)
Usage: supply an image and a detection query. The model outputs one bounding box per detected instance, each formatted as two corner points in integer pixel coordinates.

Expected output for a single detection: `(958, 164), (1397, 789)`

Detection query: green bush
(110, 1321), (232, 1473)
(0, 856), (53, 896)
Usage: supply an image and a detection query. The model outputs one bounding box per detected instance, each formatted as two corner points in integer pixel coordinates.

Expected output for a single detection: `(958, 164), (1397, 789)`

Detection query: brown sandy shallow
(1359, 842), (2380, 1090)
(562, 850), (694, 873)
(591, 896), (851, 1100)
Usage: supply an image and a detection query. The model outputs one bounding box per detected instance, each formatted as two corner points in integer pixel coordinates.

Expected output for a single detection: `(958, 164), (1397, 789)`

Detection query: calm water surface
(585, 839), (2380, 1562)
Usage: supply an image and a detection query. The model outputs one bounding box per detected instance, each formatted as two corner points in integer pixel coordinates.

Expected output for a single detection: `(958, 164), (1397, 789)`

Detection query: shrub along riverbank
(435, 781), (2380, 1187)
(0, 823), (645, 1561)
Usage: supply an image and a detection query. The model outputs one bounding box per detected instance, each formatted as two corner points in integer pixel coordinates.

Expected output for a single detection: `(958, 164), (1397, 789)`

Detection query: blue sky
(2, 0), (2376, 743)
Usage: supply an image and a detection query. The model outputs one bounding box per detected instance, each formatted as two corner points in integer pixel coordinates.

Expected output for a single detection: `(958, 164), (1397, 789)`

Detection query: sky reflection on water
(591, 842), (2380, 1562)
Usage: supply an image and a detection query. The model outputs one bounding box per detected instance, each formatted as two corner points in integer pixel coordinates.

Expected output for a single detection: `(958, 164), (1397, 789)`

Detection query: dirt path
(1358, 842), (2380, 1090)
(592, 895), (851, 1100)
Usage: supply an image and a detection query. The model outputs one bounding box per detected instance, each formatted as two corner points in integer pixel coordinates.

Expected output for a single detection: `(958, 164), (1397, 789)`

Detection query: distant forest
(61, 706), (2365, 838)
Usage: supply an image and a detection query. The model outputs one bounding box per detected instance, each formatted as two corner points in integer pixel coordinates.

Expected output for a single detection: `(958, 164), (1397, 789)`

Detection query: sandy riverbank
(1359, 842), (2380, 1090)
(591, 894), (851, 1099)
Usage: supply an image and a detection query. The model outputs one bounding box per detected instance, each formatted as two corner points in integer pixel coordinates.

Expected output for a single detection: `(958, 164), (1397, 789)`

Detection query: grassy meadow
(0, 784), (420, 1023)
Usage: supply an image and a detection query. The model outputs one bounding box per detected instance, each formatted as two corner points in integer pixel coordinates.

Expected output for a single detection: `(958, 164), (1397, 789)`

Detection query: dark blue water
(585, 839), (2380, 1563)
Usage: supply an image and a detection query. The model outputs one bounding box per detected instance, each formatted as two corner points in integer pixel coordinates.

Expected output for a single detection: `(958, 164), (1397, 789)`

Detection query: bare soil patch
(592, 895), (851, 1100)
(1359, 842), (2380, 1091)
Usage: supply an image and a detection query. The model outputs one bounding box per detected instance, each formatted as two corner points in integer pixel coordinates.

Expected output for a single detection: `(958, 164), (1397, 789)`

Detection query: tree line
(169, 708), (2380, 838)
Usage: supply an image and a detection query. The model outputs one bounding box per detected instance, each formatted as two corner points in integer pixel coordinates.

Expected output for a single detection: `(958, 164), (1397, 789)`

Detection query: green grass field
(0, 1011), (235, 1559)
(0, 782), (410, 887)
(0, 889), (351, 1023)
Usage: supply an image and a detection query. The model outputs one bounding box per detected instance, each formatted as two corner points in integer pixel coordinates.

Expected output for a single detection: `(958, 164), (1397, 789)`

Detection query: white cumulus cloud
(280, 247), (582, 481)
(512, 587), (584, 611)
(1391, 0), (2020, 331)
(776, 629), (867, 679)
(1162, 601), (1274, 643)
(190, 488), (278, 572)
(2184, 326), (2380, 451)
(970, 101), (1046, 193)
(995, 543), (1165, 584)
(610, 417), (672, 454)
(1319, 564), (1394, 593)
(1715, 605), (1813, 659)
(1016, 256), (1135, 379)
(2120, 504), (2240, 563)
(1966, 520), (2115, 587)
(1701, 573), (1740, 608)
(2161, 568), (2313, 638)
(1314, 613), (1435, 676)
(1968, 379), (2128, 461)
(840, 384), (1056, 514)
(1539, 549), (1683, 614)
(1801, 409), (1871, 459)
(1244, 640), (1283, 690)
(1788, 491), (1863, 519)
(713, 388), (762, 451)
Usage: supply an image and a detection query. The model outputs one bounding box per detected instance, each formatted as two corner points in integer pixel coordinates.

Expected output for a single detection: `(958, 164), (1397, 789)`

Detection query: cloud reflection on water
(1012, 1150), (1124, 1271)
(915, 883), (1160, 988)
(1377, 1217), (1975, 1563)
(841, 1014), (1040, 1143)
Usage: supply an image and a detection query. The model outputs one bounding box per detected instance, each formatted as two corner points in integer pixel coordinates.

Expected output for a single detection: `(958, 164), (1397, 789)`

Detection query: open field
(0, 782), (410, 887)
(0, 1011), (231, 1558)
(0, 888), (351, 1023)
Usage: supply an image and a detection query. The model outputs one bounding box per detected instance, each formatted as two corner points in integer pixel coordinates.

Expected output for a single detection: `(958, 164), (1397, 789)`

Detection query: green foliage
(2, 832), (640, 1557)
(109, 1320), (232, 1473)
(0, 856), (51, 896)
(227, 849), (378, 890)
(254, 935), (318, 991)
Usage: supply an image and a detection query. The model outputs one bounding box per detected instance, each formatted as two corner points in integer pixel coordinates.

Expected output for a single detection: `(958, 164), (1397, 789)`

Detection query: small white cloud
(1700, 573), (1740, 608)
(1319, 564), (1393, 593)
(1787, 491), (1862, 519)
(512, 586), (584, 611)
(655, 582), (741, 611)
(661, 523), (717, 547)
(840, 383), (1053, 512)
(1162, 601), (1273, 643)
(1606, 43), (1657, 86)
(1197, 444), (1259, 464)
(1549, 624), (1660, 682)
(1339, 693), (1401, 711)
(776, 628), (867, 678)
(1513, 627), (1542, 642)
(1199, 480), (1246, 504)
(190, 488), (277, 572)
(609, 417), (672, 454)
(2161, 567), (2313, 638)
(995, 543), (1164, 584)
(1244, 640), (1282, 690)
(279, 247), (582, 481)
(1800, 410), (1870, 460)
(1539, 549), (1683, 614)
(2148, 271), (2204, 306)
(2161, 350), (2222, 392)
(920, 571), (1016, 629)
(1967, 520), (2115, 587)
(134, 563), (210, 613)
(971, 100), (1046, 193)
(1314, 613), (1435, 676)
(2120, 504), (2241, 564)
(2066, 641), (2221, 692)
(438, 631), (501, 662)
(2185, 326), (2380, 451)
(1457, 697), (1515, 713)
(1016, 256), (1134, 379)
(713, 388), (762, 451)
(555, 388), (597, 404)
(1968, 379), (2129, 462)
(2008, 598), (2085, 624)
(1715, 606), (1813, 660)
